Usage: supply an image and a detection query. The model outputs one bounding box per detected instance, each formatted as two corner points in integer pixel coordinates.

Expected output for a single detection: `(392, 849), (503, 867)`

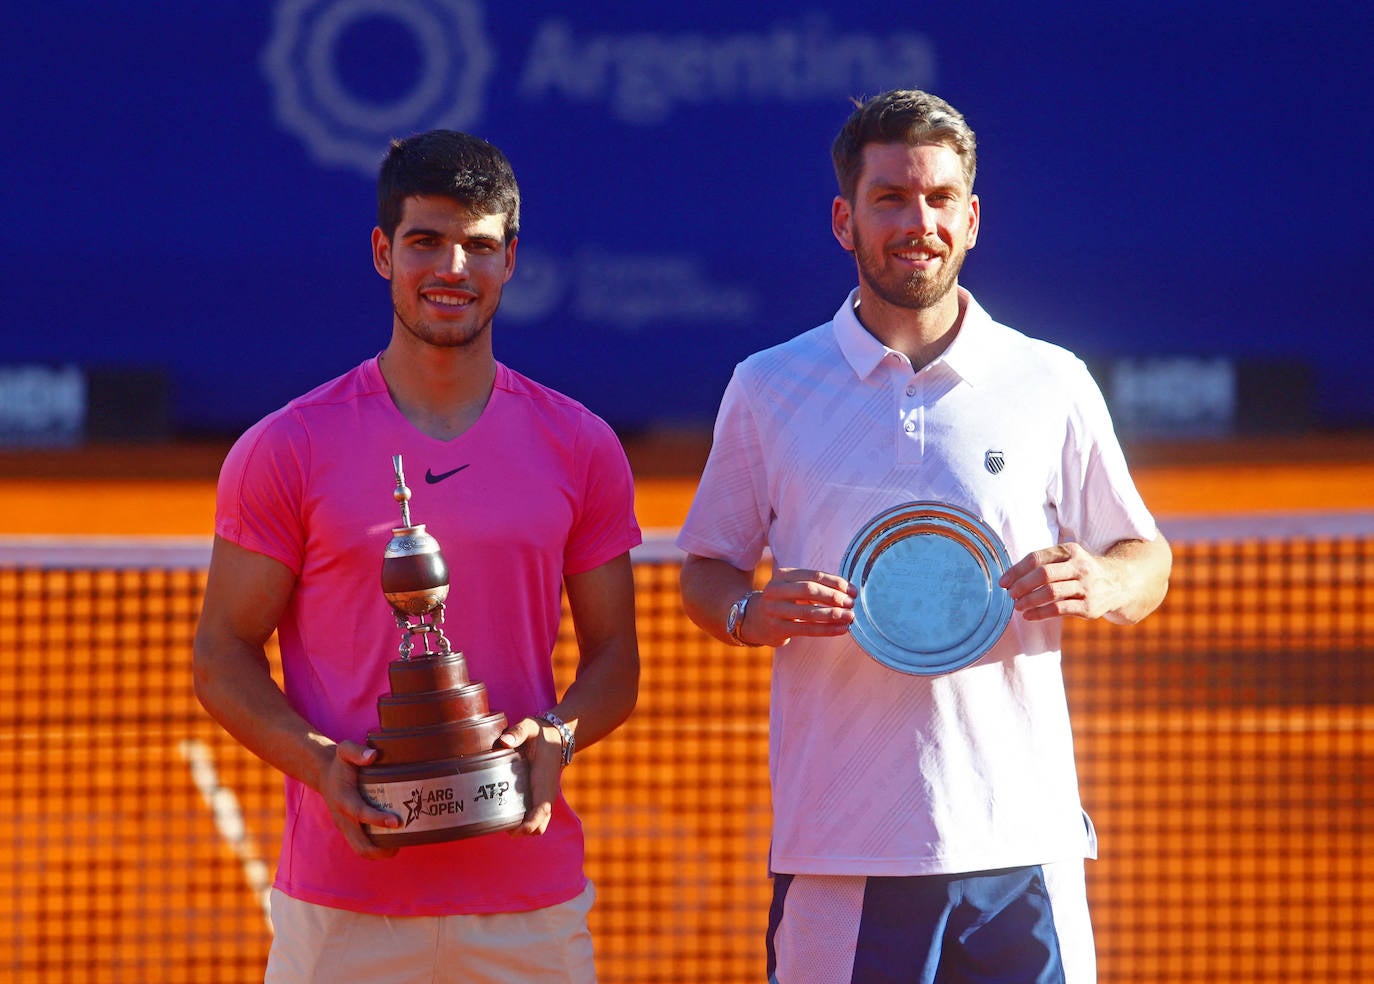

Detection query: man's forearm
(680, 553), (756, 643)
(548, 636), (638, 752)
(192, 639), (336, 791)
(1102, 534), (1173, 625)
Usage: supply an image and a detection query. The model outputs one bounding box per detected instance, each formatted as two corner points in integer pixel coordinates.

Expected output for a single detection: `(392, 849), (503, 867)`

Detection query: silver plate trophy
(357, 454), (530, 846)
(839, 502), (1014, 675)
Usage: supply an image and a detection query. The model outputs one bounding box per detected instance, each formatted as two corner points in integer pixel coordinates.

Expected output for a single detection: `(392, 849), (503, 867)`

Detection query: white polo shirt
(678, 287), (1158, 876)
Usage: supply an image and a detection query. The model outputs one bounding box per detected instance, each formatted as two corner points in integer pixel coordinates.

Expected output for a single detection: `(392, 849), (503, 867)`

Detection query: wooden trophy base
(358, 650), (529, 846)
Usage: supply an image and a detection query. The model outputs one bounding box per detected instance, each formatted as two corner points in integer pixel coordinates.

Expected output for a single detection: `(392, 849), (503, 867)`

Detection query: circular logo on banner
(262, 0), (494, 176)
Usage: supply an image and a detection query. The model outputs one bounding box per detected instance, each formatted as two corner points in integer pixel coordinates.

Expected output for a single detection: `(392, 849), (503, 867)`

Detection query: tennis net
(1, 514), (1371, 983)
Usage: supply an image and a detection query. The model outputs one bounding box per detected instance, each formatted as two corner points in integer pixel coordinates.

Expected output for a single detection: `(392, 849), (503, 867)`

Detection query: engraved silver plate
(839, 502), (1014, 675)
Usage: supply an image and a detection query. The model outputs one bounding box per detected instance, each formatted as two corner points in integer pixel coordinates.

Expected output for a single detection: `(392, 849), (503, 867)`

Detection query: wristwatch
(726, 590), (762, 646)
(537, 710), (575, 766)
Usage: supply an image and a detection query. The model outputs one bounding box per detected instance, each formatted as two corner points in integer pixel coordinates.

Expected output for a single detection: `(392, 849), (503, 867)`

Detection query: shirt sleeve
(676, 367), (773, 571)
(1053, 357), (1159, 554)
(564, 412), (642, 576)
(214, 409), (310, 575)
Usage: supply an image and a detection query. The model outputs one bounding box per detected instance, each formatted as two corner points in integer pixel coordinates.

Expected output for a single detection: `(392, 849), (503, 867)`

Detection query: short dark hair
(376, 130), (521, 242)
(831, 90), (977, 201)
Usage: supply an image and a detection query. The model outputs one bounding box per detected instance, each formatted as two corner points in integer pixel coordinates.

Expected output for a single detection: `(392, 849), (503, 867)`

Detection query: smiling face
(832, 141), (979, 313)
(371, 194), (517, 351)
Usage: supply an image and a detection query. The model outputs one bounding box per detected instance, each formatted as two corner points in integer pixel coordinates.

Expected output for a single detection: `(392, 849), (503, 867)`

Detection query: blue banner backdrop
(4, 1), (1372, 436)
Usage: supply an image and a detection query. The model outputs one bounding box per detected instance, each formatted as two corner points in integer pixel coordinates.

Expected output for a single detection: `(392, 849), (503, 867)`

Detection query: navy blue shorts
(765, 864), (1094, 984)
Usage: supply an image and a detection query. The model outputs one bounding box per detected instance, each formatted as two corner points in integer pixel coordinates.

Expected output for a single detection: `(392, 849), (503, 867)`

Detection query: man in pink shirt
(193, 130), (641, 983)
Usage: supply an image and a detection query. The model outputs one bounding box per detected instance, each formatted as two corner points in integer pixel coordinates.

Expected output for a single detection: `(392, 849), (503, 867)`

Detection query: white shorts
(264, 881), (597, 984)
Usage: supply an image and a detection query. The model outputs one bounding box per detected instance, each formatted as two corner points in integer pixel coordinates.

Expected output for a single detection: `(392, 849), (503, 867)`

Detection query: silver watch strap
(729, 590), (762, 646)
(537, 710), (575, 766)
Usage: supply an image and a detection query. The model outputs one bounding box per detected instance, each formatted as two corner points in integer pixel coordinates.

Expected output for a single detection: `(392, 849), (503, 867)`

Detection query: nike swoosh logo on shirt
(424, 464), (471, 484)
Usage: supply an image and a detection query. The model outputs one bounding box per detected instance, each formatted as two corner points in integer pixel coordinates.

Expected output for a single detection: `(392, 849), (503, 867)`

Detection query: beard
(391, 284), (500, 349)
(852, 229), (966, 310)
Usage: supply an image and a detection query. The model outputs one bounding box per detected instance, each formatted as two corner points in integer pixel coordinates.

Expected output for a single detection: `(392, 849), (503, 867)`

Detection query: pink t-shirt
(215, 357), (641, 915)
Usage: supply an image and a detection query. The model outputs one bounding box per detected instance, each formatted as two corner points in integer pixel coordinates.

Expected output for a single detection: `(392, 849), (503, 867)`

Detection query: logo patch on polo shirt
(984, 450), (1005, 475)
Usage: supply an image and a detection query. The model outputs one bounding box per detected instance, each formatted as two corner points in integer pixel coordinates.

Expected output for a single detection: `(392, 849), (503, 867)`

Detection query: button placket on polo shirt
(896, 355), (924, 464)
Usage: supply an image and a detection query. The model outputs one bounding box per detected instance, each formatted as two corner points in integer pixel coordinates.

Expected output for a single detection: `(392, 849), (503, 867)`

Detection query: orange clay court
(2, 433), (1374, 535)
(0, 434), (1370, 983)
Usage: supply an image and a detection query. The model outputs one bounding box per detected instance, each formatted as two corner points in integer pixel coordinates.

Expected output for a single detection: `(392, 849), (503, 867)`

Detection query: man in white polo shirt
(677, 89), (1172, 984)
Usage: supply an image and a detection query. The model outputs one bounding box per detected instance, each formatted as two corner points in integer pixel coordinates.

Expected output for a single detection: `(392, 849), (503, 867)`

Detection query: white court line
(177, 738), (274, 933)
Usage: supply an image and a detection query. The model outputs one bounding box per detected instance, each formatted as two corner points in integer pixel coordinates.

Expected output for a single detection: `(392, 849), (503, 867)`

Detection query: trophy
(839, 502), (1015, 675)
(357, 454), (530, 846)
